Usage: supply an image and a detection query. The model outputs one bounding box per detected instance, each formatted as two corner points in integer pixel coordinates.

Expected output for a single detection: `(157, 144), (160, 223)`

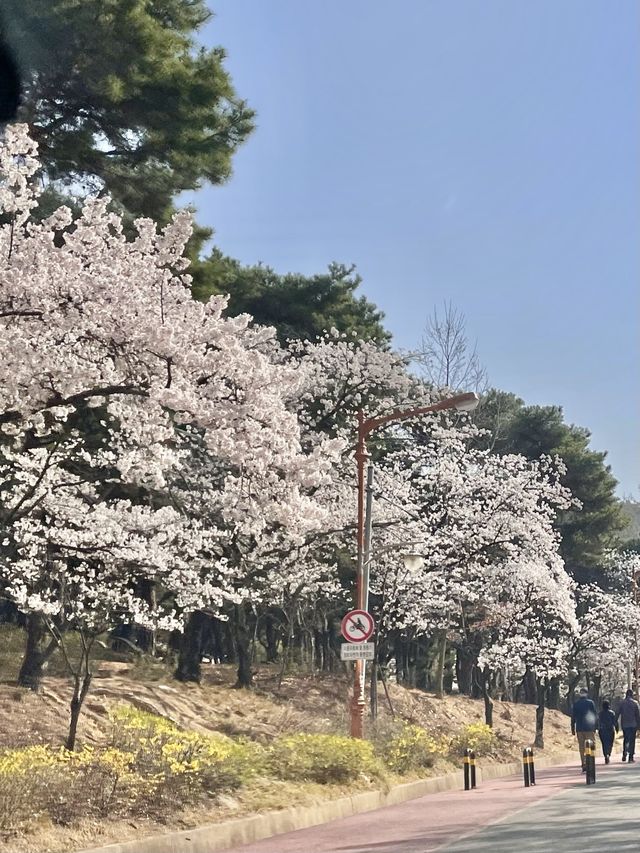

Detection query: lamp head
(403, 554), (425, 573)
(453, 392), (480, 413)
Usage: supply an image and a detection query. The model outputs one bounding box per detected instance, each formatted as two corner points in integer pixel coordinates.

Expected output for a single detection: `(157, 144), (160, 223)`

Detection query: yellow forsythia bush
(110, 705), (265, 800)
(377, 723), (444, 773)
(269, 733), (384, 784)
(0, 744), (140, 831)
(0, 745), (64, 832)
(448, 722), (497, 756)
(0, 706), (269, 833)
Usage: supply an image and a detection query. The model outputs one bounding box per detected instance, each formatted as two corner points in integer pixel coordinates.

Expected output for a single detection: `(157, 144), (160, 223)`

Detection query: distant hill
(620, 500), (640, 543)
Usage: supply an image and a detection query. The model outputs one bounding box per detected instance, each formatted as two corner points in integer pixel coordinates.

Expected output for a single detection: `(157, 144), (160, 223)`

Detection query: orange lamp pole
(350, 391), (479, 738)
(633, 571), (640, 692)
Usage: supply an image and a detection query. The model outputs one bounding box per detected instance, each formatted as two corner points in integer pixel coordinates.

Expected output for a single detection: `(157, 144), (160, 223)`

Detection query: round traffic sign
(341, 609), (375, 643)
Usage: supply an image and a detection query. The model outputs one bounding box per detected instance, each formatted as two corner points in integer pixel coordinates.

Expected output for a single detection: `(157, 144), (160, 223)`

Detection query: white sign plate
(340, 642), (375, 661)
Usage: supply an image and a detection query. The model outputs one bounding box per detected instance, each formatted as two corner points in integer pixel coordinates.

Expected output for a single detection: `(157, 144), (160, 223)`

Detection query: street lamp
(350, 391), (480, 738)
(402, 554), (425, 574)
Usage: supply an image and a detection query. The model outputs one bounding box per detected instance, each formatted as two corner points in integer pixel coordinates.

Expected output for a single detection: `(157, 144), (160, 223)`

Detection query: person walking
(598, 700), (618, 764)
(571, 687), (598, 771)
(616, 689), (640, 762)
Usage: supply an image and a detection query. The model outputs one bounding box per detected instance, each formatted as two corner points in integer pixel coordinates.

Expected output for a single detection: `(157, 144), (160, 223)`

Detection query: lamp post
(350, 391), (480, 738)
(632, 570), (640, 691)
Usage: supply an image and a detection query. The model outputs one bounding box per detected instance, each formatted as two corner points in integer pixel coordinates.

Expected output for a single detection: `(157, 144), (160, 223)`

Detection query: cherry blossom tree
(0, 124), (341, 705)
(367, 427), (576, 705)
(568, 551), (640, 702)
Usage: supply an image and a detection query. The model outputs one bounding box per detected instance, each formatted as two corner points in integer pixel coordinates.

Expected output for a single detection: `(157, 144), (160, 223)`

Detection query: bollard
(464, 748), (471, 790)
(584, 739), (590, 784)
(529, 747), (536, 785)
(470, 749), (477, 789)
(522, 747), (531, 787)
(585, 739), (596, 785)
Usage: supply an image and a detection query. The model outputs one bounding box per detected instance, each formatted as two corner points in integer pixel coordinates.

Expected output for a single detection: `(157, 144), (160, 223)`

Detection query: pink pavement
(224, 761), (598, 853)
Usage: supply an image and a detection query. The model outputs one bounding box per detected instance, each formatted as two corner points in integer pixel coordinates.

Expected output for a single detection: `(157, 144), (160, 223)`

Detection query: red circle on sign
(341, 610), (375, 643)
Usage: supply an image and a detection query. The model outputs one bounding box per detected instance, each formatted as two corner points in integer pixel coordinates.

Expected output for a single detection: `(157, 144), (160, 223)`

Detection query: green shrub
(448, 722), (497, 757)
(376, 723), (443, 774)
(269, 733), (384, 784)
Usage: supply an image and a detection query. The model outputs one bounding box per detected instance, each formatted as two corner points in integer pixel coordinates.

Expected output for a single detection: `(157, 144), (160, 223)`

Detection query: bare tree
(415, 302), (488, 393)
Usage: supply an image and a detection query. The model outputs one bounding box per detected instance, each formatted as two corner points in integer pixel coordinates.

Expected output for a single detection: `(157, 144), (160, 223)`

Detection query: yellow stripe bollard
(522, 747), (537, 787)
(585, 739), (596, 785)
(529, 747), (536, 785)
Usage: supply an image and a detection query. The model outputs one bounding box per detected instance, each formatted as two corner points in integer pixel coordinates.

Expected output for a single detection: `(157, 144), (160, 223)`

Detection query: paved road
(226, 760), (620, 853)
(442, 762), (640, 852)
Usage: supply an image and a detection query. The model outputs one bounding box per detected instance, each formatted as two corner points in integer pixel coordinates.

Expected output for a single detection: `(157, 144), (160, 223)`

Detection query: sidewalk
(224, 760), (600, 853)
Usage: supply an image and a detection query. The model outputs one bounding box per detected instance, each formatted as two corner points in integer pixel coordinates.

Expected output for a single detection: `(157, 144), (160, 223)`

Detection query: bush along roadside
(0, 707), (499, 838)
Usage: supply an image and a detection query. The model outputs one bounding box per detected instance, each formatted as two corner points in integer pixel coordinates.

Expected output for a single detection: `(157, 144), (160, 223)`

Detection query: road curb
(76, 751), (576, 853)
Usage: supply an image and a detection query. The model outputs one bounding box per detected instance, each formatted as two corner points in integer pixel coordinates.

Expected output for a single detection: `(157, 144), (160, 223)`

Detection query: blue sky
(190, 1), (639, 497)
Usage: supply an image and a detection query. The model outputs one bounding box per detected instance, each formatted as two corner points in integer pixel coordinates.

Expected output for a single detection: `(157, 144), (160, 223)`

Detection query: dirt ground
(0, 661), (577, 853)
(0, 661), (575, 756)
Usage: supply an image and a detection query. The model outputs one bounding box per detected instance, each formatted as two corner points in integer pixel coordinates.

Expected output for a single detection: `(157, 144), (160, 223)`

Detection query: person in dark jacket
(571, 687), (598, 771)
(598, 700), (618, 764)
(616, 689), (640, 762)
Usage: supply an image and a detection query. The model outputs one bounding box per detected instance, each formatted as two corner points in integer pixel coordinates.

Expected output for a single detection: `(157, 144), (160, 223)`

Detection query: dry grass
(0, 779), (371, 853)
(0, 671), (575, 755)
(0, 661), (575, 755)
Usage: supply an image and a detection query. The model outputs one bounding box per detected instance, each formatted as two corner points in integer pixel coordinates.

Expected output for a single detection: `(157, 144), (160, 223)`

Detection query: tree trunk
(522, 666), (537, 704)
(547, 677), (561, 710)
(565, 671), (582, 713)
(265, 613), (279, 663)
(443, 656), (454, 694)
(168, 629), (182, 655)
(320, 622), (332, 672)
(224, 619), (237, 663)
(415, 637), (431, 690)
(235, 605), (253, 689)
(480, 666), (494, 727)
(456, 645), (477, 696)
(307, 630), (316, 674)
(210, 617), (225, 663)
(174, 611), (208, 683)
(394, 635), (407, 684)
(484, 691), (494, 727)
(534, 680), (545, 749)
(434, 633), (447, 698)
(407, 639), (417, 687)
(18, 614), (56, 691)
(66, 669), (92, 752)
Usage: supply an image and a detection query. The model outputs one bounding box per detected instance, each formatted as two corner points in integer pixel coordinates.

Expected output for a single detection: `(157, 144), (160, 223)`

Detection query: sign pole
(351, 412), (368, 738)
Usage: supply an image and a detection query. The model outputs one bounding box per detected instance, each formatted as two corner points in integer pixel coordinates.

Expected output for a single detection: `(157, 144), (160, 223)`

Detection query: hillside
(0, 661), (575, 752)
(0, 658), (576, 853)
